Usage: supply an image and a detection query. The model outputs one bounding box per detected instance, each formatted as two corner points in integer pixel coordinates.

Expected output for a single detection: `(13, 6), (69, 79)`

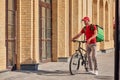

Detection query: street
(0, 52), (114, 80)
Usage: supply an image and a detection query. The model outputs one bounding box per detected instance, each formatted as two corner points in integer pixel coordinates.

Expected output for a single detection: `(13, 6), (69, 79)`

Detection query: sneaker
(94, 70), (98, 75)
(88, 70), (94, 74)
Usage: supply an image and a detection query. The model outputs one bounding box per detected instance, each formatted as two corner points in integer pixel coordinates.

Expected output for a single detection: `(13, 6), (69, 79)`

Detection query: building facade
(0, 0), (115, 71)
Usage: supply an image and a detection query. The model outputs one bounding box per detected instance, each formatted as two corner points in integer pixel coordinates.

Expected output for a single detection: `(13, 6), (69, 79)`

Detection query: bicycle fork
(76, 50), (85, 65)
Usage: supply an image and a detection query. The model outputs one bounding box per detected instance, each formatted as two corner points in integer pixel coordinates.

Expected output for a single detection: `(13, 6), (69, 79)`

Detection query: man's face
(84, 20), (89, 25)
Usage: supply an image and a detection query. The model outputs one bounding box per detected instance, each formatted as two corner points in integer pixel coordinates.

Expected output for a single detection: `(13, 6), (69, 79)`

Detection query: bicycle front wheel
(69, 52), (80, 75)
(84, 53), (88, 72)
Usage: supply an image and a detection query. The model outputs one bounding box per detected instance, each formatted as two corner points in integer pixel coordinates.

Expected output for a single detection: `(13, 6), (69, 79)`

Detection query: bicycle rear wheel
(69, 52), (80, 75)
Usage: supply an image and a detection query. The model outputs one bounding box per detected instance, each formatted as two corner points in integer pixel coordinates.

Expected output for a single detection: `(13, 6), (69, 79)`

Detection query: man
(72, 16), (98, 75)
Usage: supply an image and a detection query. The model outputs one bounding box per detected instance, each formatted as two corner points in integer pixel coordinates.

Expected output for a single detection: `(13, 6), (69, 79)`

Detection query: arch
(99, 0), (103, 27)
(92, 0), (97, 24)
(105, 1), (109, 41)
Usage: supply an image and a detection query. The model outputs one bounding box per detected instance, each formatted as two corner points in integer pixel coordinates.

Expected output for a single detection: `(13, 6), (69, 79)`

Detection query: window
(39, 0), (52, 62)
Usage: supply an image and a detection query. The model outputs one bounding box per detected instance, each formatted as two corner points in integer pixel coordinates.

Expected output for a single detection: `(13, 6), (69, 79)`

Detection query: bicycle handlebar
(72, 40), (86, 51)
(72, 40), (86, 43)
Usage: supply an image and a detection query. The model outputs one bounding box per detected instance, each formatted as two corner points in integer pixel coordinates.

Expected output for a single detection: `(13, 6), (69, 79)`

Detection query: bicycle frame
(75, 41), (87, 55)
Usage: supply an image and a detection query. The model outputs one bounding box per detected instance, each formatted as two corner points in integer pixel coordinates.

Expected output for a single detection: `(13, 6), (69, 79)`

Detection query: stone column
(0, 0), (6, 70)
(96, 0), (100, 50)
(33, 0), (39, 64)
(108, 2), (110, 41)
(97, 0), (99, 24)
(57, 0), (65, 57)
(16, 0), (20, 70)
(83, 0), (87, 17)
(52, 0), (58, 61)
(65, 0), (69, 57)
(92, 0), (97, 24)
(52, 0), (69, 61)
(78, 0), (86, 52)
(17, 0), (38, 70)
(78, 0), (82, 32)
(100, 1), (106, 50)
(110, 0), (113, 40)
(87, 0), (92, 20)
(69, 0), (79, 55)
(57, 0), (69, 60)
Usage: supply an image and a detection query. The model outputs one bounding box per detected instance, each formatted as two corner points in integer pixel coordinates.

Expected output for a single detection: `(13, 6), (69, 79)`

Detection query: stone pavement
(0, 52), (114, 80)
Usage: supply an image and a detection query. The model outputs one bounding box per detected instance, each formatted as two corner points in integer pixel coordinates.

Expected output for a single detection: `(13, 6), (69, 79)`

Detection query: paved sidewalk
(0, 52), (114, 80)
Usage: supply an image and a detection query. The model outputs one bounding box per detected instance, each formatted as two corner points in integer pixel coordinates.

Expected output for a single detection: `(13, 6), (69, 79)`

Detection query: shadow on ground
(14, 70), (91, 76)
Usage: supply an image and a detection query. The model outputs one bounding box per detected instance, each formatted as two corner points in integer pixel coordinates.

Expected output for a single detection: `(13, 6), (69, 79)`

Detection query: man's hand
(71, 39), (75, 42)
(87, 38), (91, 44)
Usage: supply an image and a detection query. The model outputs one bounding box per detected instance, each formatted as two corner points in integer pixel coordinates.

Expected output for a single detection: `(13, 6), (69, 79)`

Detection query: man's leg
(86, 45), (92, 70)
(91, 44), (98, 70)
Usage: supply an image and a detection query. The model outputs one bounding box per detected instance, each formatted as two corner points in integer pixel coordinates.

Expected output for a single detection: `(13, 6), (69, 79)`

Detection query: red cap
(82, 17), (90, 21)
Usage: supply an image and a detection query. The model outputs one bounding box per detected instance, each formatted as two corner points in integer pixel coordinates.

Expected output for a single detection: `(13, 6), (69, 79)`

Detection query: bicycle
(69, 40), (88, 75)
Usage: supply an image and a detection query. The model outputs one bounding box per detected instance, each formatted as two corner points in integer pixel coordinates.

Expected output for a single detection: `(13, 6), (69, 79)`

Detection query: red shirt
(81, 25), (97, 44)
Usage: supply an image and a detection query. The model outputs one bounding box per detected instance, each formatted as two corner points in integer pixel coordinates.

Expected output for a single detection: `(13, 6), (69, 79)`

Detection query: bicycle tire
(69, 52), (80, 75)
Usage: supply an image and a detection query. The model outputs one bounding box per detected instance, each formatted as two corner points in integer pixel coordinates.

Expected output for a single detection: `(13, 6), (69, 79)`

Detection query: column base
(97, 48), (114, 54)
(58, 57), (69, 62)
(20, 64), (39, 71)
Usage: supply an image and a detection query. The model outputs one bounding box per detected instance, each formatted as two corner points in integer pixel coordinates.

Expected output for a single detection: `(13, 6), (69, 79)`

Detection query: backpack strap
(83, 26), (86, 32)
(83, 24), (94, 31)
(90, 24), (95, 31)
(83, 24), (96, 31)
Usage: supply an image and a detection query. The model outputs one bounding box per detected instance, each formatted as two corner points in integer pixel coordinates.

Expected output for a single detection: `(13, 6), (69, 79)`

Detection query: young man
(72, 16), (98, 75)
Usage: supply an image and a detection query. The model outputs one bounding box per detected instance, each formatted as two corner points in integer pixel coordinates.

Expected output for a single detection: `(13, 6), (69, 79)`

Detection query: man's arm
(72, 32), (83, 40)
(87, 29), (97, 43)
